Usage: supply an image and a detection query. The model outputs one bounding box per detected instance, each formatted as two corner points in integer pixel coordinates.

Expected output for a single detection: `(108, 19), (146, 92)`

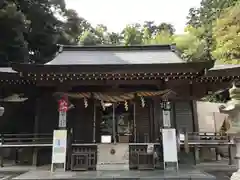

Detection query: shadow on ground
(206, 170), (234, 180)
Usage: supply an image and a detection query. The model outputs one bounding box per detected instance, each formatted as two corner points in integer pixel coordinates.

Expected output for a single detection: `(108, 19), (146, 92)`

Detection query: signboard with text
(162, 128), (178, 169)
(51, 130), (67, 164)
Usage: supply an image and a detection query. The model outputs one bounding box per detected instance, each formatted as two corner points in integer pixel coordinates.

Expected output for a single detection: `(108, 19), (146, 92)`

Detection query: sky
(66, 0), (201, 34)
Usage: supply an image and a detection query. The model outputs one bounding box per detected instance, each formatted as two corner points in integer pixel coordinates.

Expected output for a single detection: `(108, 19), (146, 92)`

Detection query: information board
(51, 129), (67, 171)
(162, 128), (178, 169)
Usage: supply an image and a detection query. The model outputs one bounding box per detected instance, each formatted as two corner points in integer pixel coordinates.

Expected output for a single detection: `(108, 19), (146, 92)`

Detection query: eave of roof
(0, 67), (17, 74)
(11, 60), (214, 74)
(208, 64), (240, 76)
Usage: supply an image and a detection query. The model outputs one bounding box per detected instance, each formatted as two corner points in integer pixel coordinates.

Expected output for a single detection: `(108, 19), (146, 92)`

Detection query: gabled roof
(46, 44), (184, 65)
(208, 64), (240, 76)
(10, 44), (214, 74)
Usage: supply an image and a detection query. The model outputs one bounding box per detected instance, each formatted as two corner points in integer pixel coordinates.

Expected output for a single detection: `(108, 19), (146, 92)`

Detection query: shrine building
(0, 44), (239, 171)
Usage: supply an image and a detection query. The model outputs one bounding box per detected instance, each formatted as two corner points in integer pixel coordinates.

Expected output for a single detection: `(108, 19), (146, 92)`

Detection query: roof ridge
(58, 44), (175, 52)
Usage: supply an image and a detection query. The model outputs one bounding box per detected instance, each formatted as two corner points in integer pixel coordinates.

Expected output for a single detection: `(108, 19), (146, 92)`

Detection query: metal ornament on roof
(84, 97), (88, 108)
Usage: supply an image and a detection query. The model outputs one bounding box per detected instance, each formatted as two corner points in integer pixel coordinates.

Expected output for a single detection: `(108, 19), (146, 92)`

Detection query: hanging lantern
(0, 106), (4, 116)
(124, 100), (128, 111)
(101, 100), (106, 111)
(84, 98), (88, 108)
(140, 96), (145, 108)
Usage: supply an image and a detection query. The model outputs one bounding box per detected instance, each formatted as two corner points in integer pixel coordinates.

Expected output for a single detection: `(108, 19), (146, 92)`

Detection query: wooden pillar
(190, 83), (200, 165)
(192, 100), (200, 164)
(0, 134), (4, 167)
(93, 99), (96, 143)
(112, 103), (116, 144)
(228, 136), (234, 165)
(149, 99), (154, 142)
(133, 102), (137, 143)
(32, 98), (40, 166)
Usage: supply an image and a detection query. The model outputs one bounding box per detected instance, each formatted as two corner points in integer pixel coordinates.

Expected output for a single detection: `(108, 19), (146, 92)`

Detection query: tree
(186, 0), (240, 62)
(212, 3), (240, 64)
(156, 23), (175, 35)
(150, 31), (173, 45)
(108, 32), (122, 45)
(122, 24), (143, 46)
(1, 0), (94, 64)
(187, 8), (200, 28)
(79, 30), (100, 46)
(0, 1), (29, 65)
(15, 0), (67, 63)
(174, 26), (210, 62)
(58, 10), (91, 45)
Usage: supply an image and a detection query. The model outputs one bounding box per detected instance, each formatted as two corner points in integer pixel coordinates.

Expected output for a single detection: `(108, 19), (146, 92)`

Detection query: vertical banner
(58, 97), (68, 128)
(59, 111), (67, 128)
(162, 110), (171, 127)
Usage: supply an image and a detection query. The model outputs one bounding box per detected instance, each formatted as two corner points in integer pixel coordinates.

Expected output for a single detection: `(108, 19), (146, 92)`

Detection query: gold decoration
(124, 101), (128, 111)
(84, 98), (88, 108)
(140, 96), (145, 108)
(101, 100), (105, 111)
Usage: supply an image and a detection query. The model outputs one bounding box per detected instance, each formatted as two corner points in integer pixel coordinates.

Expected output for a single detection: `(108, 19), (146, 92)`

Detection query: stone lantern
(219, 82), (240, 180)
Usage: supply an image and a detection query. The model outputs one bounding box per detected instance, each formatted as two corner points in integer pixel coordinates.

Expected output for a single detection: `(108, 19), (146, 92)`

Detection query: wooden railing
(180, 132), (233, 146)
(0, 133), (53, 147)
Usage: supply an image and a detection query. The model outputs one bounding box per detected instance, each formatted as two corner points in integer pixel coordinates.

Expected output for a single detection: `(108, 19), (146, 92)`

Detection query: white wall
(196, 101), (228, 132)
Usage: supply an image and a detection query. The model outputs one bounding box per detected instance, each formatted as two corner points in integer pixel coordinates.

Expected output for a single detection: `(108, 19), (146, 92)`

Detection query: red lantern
(58, 98), (68, 112)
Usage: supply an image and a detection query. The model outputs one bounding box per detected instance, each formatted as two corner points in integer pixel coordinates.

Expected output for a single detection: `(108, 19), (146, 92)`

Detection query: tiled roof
(46, 44), (184, 65)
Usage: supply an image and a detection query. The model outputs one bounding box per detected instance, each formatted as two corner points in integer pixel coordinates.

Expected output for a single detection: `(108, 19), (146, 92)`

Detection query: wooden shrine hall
(0, 44), (239, 171)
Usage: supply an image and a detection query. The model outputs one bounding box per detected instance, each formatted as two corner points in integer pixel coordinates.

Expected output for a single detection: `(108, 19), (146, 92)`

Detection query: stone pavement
(0, 161), (236, 179)
(13, 169), (215, 180)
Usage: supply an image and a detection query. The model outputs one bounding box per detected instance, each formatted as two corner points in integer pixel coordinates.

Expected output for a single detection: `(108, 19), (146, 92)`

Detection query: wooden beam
(36, 79), (163, 87)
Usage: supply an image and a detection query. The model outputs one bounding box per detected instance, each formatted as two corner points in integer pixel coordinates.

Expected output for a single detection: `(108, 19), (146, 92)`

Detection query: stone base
(96, 164), (129, 171)
(97, 143), (129, 171)
(230, 171), (240, 180)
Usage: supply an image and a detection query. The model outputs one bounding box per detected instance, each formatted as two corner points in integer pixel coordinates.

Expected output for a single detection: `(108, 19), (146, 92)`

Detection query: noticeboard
(51, 130), (67, 164)
(162, 128), (178, 163)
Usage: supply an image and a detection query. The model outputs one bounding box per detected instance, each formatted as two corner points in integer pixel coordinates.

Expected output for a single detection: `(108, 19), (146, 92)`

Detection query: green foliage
(122, 24), (143, 46)
(0, 1), (29, 65)
(212, 3), (240, 64)
(79, 30), (101, 46)
(186, 0), (240, 64)
(0, 0), (95, 64)
(1, 0), (239, 65)
(174, 26), (209, 62)
(151, 31), (174, 45)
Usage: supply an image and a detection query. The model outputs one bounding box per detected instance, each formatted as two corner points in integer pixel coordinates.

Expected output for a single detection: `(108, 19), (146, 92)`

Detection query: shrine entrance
(96, 102), (135, 170)
(99, 102), (135, 144)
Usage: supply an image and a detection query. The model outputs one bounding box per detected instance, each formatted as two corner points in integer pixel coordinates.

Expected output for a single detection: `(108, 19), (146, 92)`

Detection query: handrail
(0, 133), (53, 145)
(2, 133), (52, 137)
